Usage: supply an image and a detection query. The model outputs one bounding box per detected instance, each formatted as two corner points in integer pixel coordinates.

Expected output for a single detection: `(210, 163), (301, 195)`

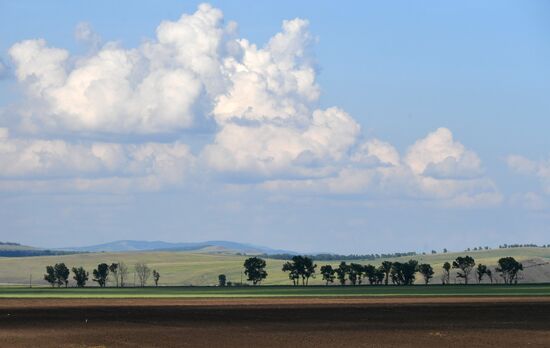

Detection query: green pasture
(1, 284), (549, 298)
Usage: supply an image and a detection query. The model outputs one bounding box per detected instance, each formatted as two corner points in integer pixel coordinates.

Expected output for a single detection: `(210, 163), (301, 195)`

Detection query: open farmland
(0, 247), (549, 286)
(1, 297), (550, 347)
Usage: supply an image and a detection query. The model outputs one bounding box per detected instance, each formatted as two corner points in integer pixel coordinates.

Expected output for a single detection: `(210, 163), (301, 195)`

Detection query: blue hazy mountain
(61, 240), (296, 254)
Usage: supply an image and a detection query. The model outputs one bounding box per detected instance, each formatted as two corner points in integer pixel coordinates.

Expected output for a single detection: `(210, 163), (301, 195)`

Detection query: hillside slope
(0, 247), (549, 286)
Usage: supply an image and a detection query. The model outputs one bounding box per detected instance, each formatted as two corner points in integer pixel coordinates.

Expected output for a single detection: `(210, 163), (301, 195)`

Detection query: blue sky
(0, 1), (549, 253)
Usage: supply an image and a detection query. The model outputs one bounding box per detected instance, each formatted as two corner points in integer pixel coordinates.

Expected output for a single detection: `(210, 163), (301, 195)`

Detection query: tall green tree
(320, 265), (335, 285)
(380, 261), (393, 285)
(375, 269), (385, 284)
(282, 256), (317, 286)
(54, 263), (70, 287)
(496, 257), (523, 285)
(476, 264), (488, 283)
(442, 262), (451, 285)
(418, 264), (434, 285)
(335, 262), (349, 286)
(282, 261), (299, 286)
(93, 263), (109, 287)
(243, 257), (268, 285)
(452, 256), (476, 285)
(363, 264), (377, 285)
(44, 265), (56, 287)
(348, 263), (363, 285)
(72, 266), (88, 288)
(391, 260), (418, 285)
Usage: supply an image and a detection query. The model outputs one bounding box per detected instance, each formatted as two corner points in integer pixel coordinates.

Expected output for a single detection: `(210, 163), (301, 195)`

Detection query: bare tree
(134, 262), (151, 287)
(118, 262), (129, 288)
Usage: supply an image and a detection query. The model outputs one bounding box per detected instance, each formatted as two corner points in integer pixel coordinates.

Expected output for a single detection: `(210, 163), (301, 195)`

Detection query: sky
(0, 1), (549, 253)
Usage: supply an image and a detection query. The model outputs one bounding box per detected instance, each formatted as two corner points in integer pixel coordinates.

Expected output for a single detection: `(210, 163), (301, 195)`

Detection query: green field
(1, 284), (550, 298)
(0, 247), (549, 286)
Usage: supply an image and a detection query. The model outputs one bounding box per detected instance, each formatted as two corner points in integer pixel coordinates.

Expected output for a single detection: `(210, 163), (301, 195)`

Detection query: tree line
(238, 255), (524, 286)
(42, 255), (524, 287)
(43, 262), (160, 288)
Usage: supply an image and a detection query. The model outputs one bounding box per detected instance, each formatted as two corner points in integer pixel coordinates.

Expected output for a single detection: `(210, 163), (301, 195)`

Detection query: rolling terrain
(1, 247), (549, 286)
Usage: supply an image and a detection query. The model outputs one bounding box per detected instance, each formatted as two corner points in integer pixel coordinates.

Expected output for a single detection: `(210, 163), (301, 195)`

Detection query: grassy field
(1, 284), (550, 298)
(0, 247), (549, 286)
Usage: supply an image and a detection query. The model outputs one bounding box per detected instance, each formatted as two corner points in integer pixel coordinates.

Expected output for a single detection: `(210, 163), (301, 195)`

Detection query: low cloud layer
(1, 3), (502, 207)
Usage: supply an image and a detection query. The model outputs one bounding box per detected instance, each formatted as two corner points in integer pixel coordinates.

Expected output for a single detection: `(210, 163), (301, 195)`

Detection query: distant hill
(60, 240), (296, 255)
(0, 242), (80, 257)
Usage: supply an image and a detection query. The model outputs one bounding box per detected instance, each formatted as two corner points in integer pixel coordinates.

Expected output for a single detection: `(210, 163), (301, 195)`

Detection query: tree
(118, 262), (128, 288)
(363, 264), (377, 285)
(54, 263), (70, 287)
(348, 263), (363, 285)
(282, 261), (299, 286)
(301, 256), (317, 286)
(476, 264), (488, 283)
(391, 260), (418, 285)
(152, 270), (160, 287)
(452, 256), (475, 285)
(335, 262), (349, 286)
(135, 263), (151, 287)
(218, 274), (226, 287)
(282, 256), (317, 286)
(486, 269), (493, 284)
(243, 257), (268, 285)
(72, 266), (88, 287)
(418, 264), (434, 285)
(93, 263), (109, 287)
(380, 261), (393, 285)
(320, 265), (335, 285)
(375, 269), (385, 284)
(442, 262), (451, 285)
(402, 260), (418, 285)
(109, 263), (119, 287)
(496, 257), (523, 285)
(44, 265), (56, 287)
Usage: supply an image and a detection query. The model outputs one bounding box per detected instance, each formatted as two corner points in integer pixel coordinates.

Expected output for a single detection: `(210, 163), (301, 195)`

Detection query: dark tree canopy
(380, 261), (393, 285)
(363, 264), (377, 285)
(418, 263), (434, 285)
(44, 265), (56, 287)
(44, 263), (69, 287)
(54, 263), (70, 287)
(72, 266), (88, 287)
(335, 262), (349, 286)
(93, 263), (109, 287)
(320, 265), (335, 285)
(218, 274), (226, 287)
(452, 256), (476, 284)
(281, 256), (317, 286)
(348, 263), (363, 285)
(243, 257), (268, 285)
(496, 257), (523, 285)
(476, 264), (488, 283)
(390, 260), (418, 285)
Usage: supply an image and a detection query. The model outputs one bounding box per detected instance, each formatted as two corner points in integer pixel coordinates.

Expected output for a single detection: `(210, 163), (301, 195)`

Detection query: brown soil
(1, 297), (550, 347)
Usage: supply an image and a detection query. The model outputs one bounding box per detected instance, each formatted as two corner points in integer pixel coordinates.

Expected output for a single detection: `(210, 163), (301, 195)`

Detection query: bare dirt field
(1, 297), (550, 347)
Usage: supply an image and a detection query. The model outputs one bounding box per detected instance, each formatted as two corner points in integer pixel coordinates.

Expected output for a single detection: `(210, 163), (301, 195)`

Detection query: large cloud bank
(1, 4), (500, 205)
